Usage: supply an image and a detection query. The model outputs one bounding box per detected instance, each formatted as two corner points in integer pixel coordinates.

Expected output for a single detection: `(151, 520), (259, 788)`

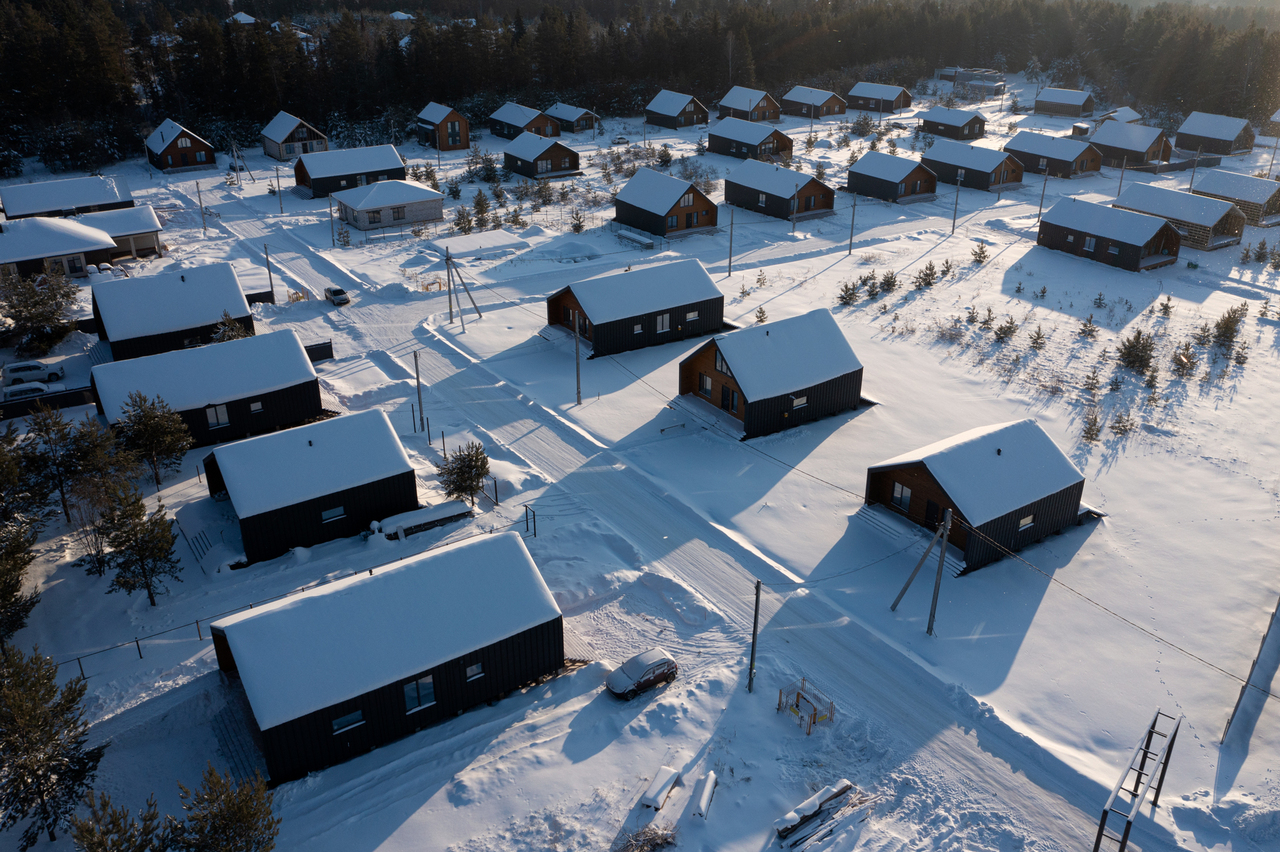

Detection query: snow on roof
(91, 331), (315, 422)
(728, 159), (824, 196)
(0, 217), (116, 264)
(1192, 169), (1280, 205)
(1040, 198), (1167, 245)
(710, 117), (778, 146)
(917, 106), (987, 126)
(76, 205), (162, 238)
(297, 145), (403, 179)
(1113, 182), (1240, 227)
(563, 259), (720, 324)
(211, 532), (560, 730)
(1090, 121), (1164, 153)
(330, 179), (442, 210)
(145, 119), (210, 155)
(416, 102), (455, 125)
(227, 11), (256, 23)
(782, 86), (844, 107)
(0, 175), (133, 217)
(390, 10), (414, 19)
(615, 167), (698, 215)
(646, 89), (698, 117)
(261, 111), (307, 144)
(1036, 88), (1092, 106)
(847, 82), (907, 101)
(922, 139), (1013, 173)
(1273, 107), (1280, 123)
(710, 309), (862, 402)
(545, 103), (596, 124)
(849, 151), (926, 183)
(93, 262), (250, 341)
(503, 131), (560, 161)
(211, 409), (412, 519)
(427, 228), (529, 258)
(1177, 112), (1251, 142)
(868, 420), (1083, 527)
(1100, 106), (1142, 124)
(720, 86), (772, 112)
(1004, 131), (1095, 162)
(490, 102), (542, 126)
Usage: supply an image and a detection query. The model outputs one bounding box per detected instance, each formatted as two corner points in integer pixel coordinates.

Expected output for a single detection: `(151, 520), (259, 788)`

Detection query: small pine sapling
(1234, 341), (1250, 365)
(1172, 341), (1198, 377)
(837, 279), (859, 306)
(1240, 242), (1253, 264)
(971, 241), (989, 264)
(912, 261), (938, 289)
(755, 306), (768, 324)
(1083, 367), (1101, 394)
(1029, 324), (1046, 350)
(452, 205), (474, 235)
(695, 135), (707, 155)
(446, 177), (462, 200)
(436, 442), (490, 507)
(1255, 239), (1269, 263)
(940, 258), (954, 279)
(1145, 364), (1160, 389)
(814, 162), (826, 183)
(1110, 410), (1134, 436)
(1159, 295), (1173, 317)
(979, 307), (995, 329)
(756, 269), (768, 288)
(1014, 281), (1024, 293)
(880, 270), (899, 293)
(1109, 374), (1124, 392)
(1270, 249), (1280, 271)
(994, 315), (1018, 341)
(1093, 292), (1107, 308)
(172, 764), (280, 852)
(1192, 322), (1212, 346)
(1118, 329), (1155, 373)
(1082, 409), (1102, 442)
(1036, 285), (1047, 299)
(1078, 314), (1099, 338)
(739, 281), (750, 299)
(570, 208), (585, 234)
(656, 144), (673, 167)
(965, 305), (979, 323)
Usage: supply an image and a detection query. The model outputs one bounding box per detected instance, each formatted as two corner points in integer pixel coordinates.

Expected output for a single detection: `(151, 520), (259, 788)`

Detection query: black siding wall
(965, 480), (1086, 569)
(742, 367), (863, 439)
(724, 181), (794, 218)
(1005, 150), (1073, 179)
(590, 296), (725, 357)
(847, 173), (901, 201)
(922, 159), (994, 190)
(614, 198), (668, 236)
(99, 318), (256, 362)
(1176, 132), (1249, 156)
(309, 167), (409, 198)
(1036, 222), (1142, 271)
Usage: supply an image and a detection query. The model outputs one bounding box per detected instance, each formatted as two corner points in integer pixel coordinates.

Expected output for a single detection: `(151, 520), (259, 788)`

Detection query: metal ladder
(1093, 708), (1183, 852)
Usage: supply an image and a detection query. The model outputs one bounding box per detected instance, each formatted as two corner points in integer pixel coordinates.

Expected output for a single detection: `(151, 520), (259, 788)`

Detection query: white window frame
(685, 310), (699, 321)
(249, 401), (263, 414)
(206, 404), (229, 429)
(465, 663), (484, 681)
(656, 313), (670, 333)
(1084, 236), (1097, 252)
(792, 395), (808, 408)
(680, 192), (694, 208)
(1019, 514), (1035, 531)
(321, 506), (345, 523)
(758, 192), (766, 207)
(331, 710), (364, 734)
(177, 137), (192, 149)
(404, 674), (436, 712)
(891, 482), (911, 512)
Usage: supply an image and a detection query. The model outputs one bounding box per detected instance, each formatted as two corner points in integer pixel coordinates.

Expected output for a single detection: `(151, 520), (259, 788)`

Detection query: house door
(720, 385), (738, 413)
(925, 500), (940, 527)
(447, 121), (461, 145)
(180, 152), (189, 166)
(686, 211), (698, 228)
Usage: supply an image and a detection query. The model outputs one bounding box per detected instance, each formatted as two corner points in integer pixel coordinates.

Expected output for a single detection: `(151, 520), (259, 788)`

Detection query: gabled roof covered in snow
(261, 111), (316, 144)
(390, 10), (415, 19)
(91, 331), (315, 423)
(710, 117), (780, 145)
(298, 145), (403, 179)
(868, 419), (1084, 527)
(545, 102), (597, 124)
(615, 168), (700, 215)
(210, 409), (413, 519)
(1192, 169), (1280, 205)
(489, 102), (543, 126)
(1177, 112), (1251, 142)
(917, 106), (987, 126)
(76, 205), (163, 238)
(211, 532), (560, 730)
(1004, 131), (1095, 162)
(727, 159), (825, 197)
(93, 263), (250, 340)
(646, 89), (701, 117)
(0, 176), (133, 218)
(782, 86), (845, 107)
(1099, 106), (1142, 124)
(922, 139), (1014, 172)
(145, 119), (210, 155)
(330, 179), (442, 210)
(1035, 88), (1092, 106)
(503, 131), (562, 161)
(416, 102), (457, 126)
(1040, 198), (1167, 245)
(710, 309), (862, 401)
(848, 151), (927, 183)
(561, 259), (720, 324)
(1113, 182), (1241, 227)
(227, 11), (256, 24)
(1090, 121), (1165, 153)
(720, 86), (773, 112)
(0, 217), (116, 264)
(847, 82), (908, 101)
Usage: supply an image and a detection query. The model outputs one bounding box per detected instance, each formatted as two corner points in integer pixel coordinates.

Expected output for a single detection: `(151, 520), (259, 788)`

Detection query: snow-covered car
(605, 648), (678, 700)
(611, 136), (629, 145)
(324, 287), (350, 306)
(3, 359), (64, 386)
(3, 381), (64, 402)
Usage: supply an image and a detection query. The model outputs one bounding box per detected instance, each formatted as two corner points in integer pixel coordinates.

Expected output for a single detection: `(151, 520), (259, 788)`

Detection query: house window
(891, 482), (911, 512)
(392, 206), (406, 221)
(792, 395), (808, 408)
(1019, 514), (1035, 531)
(680, 192), (694, 208)
(404, 675), (436, 711)
(721, 386), (738, 413)
(332, 709), (364, 734)
(685, 310), (699, 321)
(466, 663), (484, 681)
(1107, 245), (1119, 255)
(561, 157), (572, 169)
(178, 137), (191, 149)
(340, 180), (348, 187)
(321, 506), (345, 523)
(1084, 236), (1097, 252)
(183, 336), (201, 348)
(715, 350), (732, 376)
(686, 103), (693, 112)
(898, 182), (906, 194)
(758, 192), (766, 207)
(656, 313), (670, 333)
(195, 151), (207, 163)
(66, 256), (84, 275)
(377, 174), (387, 181)
(167, 155), (173, 166)
(667, 215), (678, 230)
(634, 323), (642, 334)
(698, 373), (712, 396)
(536, 159), (551, 174)
(368, 210), (382, 224)
(1038, 157), (1048, 170)
(1066, 234), (1075, 243)
(249, 401), (263, 414)
(285, 143), (295, 155)
(206, 405), (229, 428)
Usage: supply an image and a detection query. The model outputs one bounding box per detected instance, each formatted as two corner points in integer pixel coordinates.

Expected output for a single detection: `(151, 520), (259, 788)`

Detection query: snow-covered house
(846, 82), (911, 114)
(90, 331), (321, 447)
(920, 139), (1023, 191)
(1112, 183), (1245, 251)
(0, 217), (116, 278)
(209, 532), (563, 783)
(917, 107), (986, 141)
(545, 102), (598, 134)
(91, 262), (254, 360)
(77, 205), (164, 260)
(1037, 198), (1180, 271)
(780, 86), (846, 120)
(332, 180), (444, 231)
(0, 175), (134, 219)
(260, 111), (328, 161)
(1034, 88), (1095, 118)
(488, 102), (559, 140)
(1191, 169), (1280, 226)
(416, 102), (469, 151)
(226, 11), (256, 24)
(707, 117), (793, 160)
(502, 133), (580, 179)
(614, 168), (717, 237)
(294, 145), (406, 198)
(1088, 122), (1172, 166)
(677, 308), (863, 439)
(1175, 112), (1254, 156)
(725, 159), (835, 218)
(145, 119), (216, 173)
(865, 420), (1086, 571)
(718, 86), (780, 122)
(1002, 131), (1101, 178)
(201, 409), (418, 564)
(390, 10), (415, 20)
(644, 90), (708, 129)
(1096, 106), (1142, 126)
(545, 259), (723, 357)
(846, 151), (937, 203)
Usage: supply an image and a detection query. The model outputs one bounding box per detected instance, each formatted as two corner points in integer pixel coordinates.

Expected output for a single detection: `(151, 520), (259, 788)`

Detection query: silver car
(2, 360), (65, 386)
(3, 382), (64, 401)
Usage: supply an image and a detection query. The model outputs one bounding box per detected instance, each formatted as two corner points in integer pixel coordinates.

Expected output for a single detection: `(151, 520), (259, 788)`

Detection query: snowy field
(6, 73), (1280, 851)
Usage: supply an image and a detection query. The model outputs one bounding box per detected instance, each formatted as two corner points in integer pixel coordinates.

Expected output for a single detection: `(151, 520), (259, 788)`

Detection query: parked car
(3, 382), (64, 402)
(605, 648), (678, 700)
(611, 136), (629, 145)
(3, 360), (65, 386)
(324, 287), (350, 306)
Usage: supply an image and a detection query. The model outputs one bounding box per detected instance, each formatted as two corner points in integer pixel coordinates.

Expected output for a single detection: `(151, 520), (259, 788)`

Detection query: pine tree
(755, 306), (767, 323)
(211, 310), (250, 343)
(570, 208), (585, 234)
(971, 241), (989, 264)
(0, 518), (39, 651)
(435, 442), (490, 507)
(1254, 239), (1268, 263)
(71, 792), (169, 852)
(0, 647), (106, 849)
(67, 419), (140, 577)
(1082, 409), (1102, 442)
(171, 764), (279, 852)
(25, 405), (75, 524)
(994, 315), (1018, 341)
(0, 267), (79, 357)
(101, 487), (181, 607)
(1079, 314), (1099, 338)
(472, 188), (490, 229)
(656, 144), (673, 167)
(452, 205), (474, 235)
(117, 393), (192, 491)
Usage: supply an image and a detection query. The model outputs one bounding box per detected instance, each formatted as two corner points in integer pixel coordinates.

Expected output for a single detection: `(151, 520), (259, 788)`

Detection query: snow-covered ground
(7, 73), (1280, 851)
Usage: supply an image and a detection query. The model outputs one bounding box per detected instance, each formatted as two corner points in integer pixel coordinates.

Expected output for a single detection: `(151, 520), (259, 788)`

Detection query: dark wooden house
(0, 175), (133, 219)
(145, 119), (217, 173)
(0, 217), (115, 278)
(725, 159), (835, 219)
(718, 86), (780, 121)
(644, 90), (708, 129)
(546, 102), (598, 133)
(781, 86), (846, 120)
(546, 259), (723, 357)
(90, 331), (321, 448)
(1037, 198), (1180, 271)
(846, 152), (936, 203)
(1034, 88), (1095, 118)
(917, 107), (986, 141)
(209, 532), (563, 783)
(260, 111), (328, 161)
(1003, 131), (1101, 178)
(708, 118), (793, 160)
(488, 103), (559, 139)
(1113, 183), (1245, 251)
(1089, 122), (1172, 167)
(846, 82), (911, 114)
(502, 133), (580, 179)
(416, 102), (469, 151)
(294, 145), (406, 198)
(202, 409), (418, 565)
(1192, 169), (1280, 226)
(1175, 112), (1254, 156)
(921, 139), (1023, 191)
(91, 262), (254, 361)
(678, 308), (862, 439)
(864, 419), (1086, 571)
(614, 168), (717, 237)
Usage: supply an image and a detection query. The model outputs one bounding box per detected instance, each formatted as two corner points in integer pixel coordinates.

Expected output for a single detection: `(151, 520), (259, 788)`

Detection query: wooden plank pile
(774, 780), (878, 850)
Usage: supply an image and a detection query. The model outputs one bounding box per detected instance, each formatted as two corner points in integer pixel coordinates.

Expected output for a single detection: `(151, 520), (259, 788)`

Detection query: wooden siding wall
(724, 179), (832, 220)
(865, 464), (972, 552)
(590, 296), (725, 357)
(614, 198), (666, 236)
(1037, 221), (1180, 271)
(922, 119), (985, 140)
(504, 144), (579, 179)
(645, 103), (708, 129)
(707, 131), (794, 160)
(719, 95), (781, 122)
(1112, 204), (1244, 251)
(306, 166), (409, 199)
(546, 289), (592, 340)
(1193, 188), (1280, 225)
(1034, 99), (1093, 118)
(1005, 147), (1100, 179)
(849, 165), (936, 201)
(149, 132), (216, 171)
(742, 368), (862, 439)
(13, 247), (113, 278)
(491, 115), (560, 139)
(780, 96), (846, 118)
(661, 192), (718, 234)
(1176, 129), (1254, 156)
(679, 341), (745, 423)
(99, 315), (256, 362)
(420, 112), (470, 151)
(7, 199), (135, 220)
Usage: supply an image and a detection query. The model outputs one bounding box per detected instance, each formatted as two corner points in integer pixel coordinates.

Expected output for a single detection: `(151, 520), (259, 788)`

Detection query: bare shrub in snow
(614, 824), (677, 852)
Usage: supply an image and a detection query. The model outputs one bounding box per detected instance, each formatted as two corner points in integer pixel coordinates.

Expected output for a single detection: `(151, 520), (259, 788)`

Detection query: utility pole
(573, 310), (582, 405)
(848, 192), (856, 254)
(1269, 132), (1279, 179)
(952, 170), (964, 234)
(791, 183), (798, 233)
(445, 248), (455, 322)
(1117, 156), (1127, 197)
(1037, 167), (1049, 222)
(1188, 146), (1203, 191)
(747, 578), (761, 693)
(196, 182), (206, 234)
(264, 245), (274, 302)
(927, 509), (953, 637)
(414, 350), (425, 433)
(728, 207), (735, 274)
(275, 165), (283, 214)
(329, 198), (335, 246)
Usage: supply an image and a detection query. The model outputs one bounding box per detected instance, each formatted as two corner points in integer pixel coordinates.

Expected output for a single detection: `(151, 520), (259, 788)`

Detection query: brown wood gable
(294, 158), (312, 187)
(865, 462), (971, 551)
(524, 114), (560, 137)
(546, 287), (592, 339)
(795, 178), (835, 211)
(679, 340), (745, 421)
(661, 186), (718, 232)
